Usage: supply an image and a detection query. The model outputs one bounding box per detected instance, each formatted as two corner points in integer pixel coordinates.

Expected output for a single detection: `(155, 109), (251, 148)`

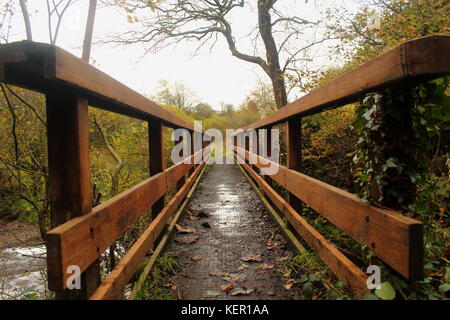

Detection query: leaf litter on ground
(175, 224), (197, 233)
(241, 254), (263, 262)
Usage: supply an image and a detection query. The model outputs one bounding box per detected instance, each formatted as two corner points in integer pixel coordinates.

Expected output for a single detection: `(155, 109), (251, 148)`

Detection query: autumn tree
(191, 102), (216, 119)
(152, 79), (199, 111)
(106, 0), (332, 109)
(327, 0), (449, 66)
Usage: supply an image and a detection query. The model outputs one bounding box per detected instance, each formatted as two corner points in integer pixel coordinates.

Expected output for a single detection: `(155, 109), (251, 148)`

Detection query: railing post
(363, 86), (423, 279)
(175, 129), (188, 191)
(46, 91), (100, 299)
(264, 126), (273, 186)
(254, 130), (258, 170)
(287, 117), (302, 212)
(244, 132), (250, 165)
(148, 118), (165, 219)
(190, 130), (196, 175)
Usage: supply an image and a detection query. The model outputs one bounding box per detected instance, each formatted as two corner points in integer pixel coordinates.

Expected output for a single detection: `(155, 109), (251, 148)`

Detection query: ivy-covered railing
(234, 35), (450, 299)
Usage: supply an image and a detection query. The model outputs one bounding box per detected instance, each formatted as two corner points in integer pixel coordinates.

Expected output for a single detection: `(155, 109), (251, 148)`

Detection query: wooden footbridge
(0, 35), (448, 300)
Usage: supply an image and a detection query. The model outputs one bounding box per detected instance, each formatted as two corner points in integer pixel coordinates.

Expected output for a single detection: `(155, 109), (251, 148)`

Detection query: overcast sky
(4, 0), (359, 109)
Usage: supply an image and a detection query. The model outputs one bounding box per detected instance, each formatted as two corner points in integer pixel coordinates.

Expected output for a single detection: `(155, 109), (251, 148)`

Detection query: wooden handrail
(0, 41), (198, 131)
(237, 158), (369, 298)
(230, 35), (450, 298)
(46, 150), (205, 291)
(0, 41), (208, 298)
(90, 161), (207, 300)
(241, 35), (450, 131)
(236, 147), (423, 280)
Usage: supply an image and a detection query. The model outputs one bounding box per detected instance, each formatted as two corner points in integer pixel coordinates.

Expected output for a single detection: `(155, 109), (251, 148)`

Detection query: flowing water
(0, 245), (48, 299)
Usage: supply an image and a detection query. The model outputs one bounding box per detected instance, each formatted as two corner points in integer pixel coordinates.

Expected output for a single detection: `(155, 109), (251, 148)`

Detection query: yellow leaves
(284, 279), (294, 290)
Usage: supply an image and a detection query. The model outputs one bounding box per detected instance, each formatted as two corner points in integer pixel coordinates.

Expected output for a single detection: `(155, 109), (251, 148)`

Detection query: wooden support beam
(45, 91), (100, 299)
(148, 118), (164, 219)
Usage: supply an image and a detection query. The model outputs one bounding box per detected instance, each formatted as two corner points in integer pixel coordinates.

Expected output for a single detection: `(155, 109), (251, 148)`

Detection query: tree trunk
(19, 0), (33, 41)
(258, 0), (288, 109)
(82, 0), (97, 62)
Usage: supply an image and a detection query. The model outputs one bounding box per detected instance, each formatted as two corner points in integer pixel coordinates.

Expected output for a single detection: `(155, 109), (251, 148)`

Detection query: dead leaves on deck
(186, 208), (211, 219)
(241, 254), (263, 262)
(220, 284), (234, 292)
(256, 263), (274, 270)
(175, 224), (197, 233)
(222, 273), (247, 284)
(175, 236), (199, 244)
(191, 256), (202, 261)
(229, 288), (255, 296)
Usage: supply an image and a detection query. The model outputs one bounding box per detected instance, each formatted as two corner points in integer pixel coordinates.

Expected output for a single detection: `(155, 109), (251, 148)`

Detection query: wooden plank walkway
(160, 164), (300, 300)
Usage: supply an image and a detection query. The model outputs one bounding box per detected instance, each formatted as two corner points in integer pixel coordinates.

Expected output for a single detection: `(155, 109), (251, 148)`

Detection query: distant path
(165, 163), (299, 300)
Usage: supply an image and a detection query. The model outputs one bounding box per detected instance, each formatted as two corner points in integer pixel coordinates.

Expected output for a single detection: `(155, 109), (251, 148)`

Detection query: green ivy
(352, 77), (450, 300)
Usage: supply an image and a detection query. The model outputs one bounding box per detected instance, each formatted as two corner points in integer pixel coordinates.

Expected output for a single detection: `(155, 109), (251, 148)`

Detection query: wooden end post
(46, 91), (100, 299)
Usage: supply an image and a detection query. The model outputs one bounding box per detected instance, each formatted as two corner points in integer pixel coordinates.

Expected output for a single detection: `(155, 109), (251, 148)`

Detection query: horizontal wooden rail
(0, 41), (197, 131)
(237, 158), (369, 298)
(236, 147), (423, 280)
(90, 161), (206, 300)
(46, 150), (205, 291)
(242, 35), (449, 130)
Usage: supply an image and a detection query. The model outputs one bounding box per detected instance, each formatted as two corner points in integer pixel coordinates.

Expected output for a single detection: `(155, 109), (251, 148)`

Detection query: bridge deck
(156, 164), (299, 300)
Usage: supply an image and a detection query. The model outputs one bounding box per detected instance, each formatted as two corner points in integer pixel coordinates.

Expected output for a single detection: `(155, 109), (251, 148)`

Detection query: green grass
(133, 252), (182, 300)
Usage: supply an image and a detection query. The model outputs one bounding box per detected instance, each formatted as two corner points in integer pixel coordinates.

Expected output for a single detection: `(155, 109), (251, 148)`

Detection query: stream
(0, 245), (47, 299)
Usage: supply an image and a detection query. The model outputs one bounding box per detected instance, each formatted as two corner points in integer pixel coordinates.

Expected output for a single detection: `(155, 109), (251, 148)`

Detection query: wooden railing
(0, 41), (209, 299)
(234, 35), (450, 299)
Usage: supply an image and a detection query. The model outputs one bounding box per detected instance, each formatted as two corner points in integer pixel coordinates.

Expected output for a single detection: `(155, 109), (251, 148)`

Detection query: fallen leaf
(256, 263), (274, 270)
(188, 215), (198, 221)
(170, 285), (177, 291)
(267, 291), (277, 296)
(176, 236), (199, 244)
(230, 288), (255, 296)
(266, 241), (275, 247)
(241, 254), (263, 262)
(236, 264), (249, 272)
(175, 224), (197, 233)
(284, 279), (295, 290)
(220, 284), (235, 292)
(275, 256), (290, 262)
(209, 271), (225, 277)
(223, 273), (247, 283)
(283, 270), (292, 278)
(191, 256), (202, 261)
(205, 290), (220, 297)
(163, 283), (175, 288)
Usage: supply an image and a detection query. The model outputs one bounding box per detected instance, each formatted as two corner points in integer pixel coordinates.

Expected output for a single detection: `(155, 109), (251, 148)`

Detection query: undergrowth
(133, 252), (182, 300)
